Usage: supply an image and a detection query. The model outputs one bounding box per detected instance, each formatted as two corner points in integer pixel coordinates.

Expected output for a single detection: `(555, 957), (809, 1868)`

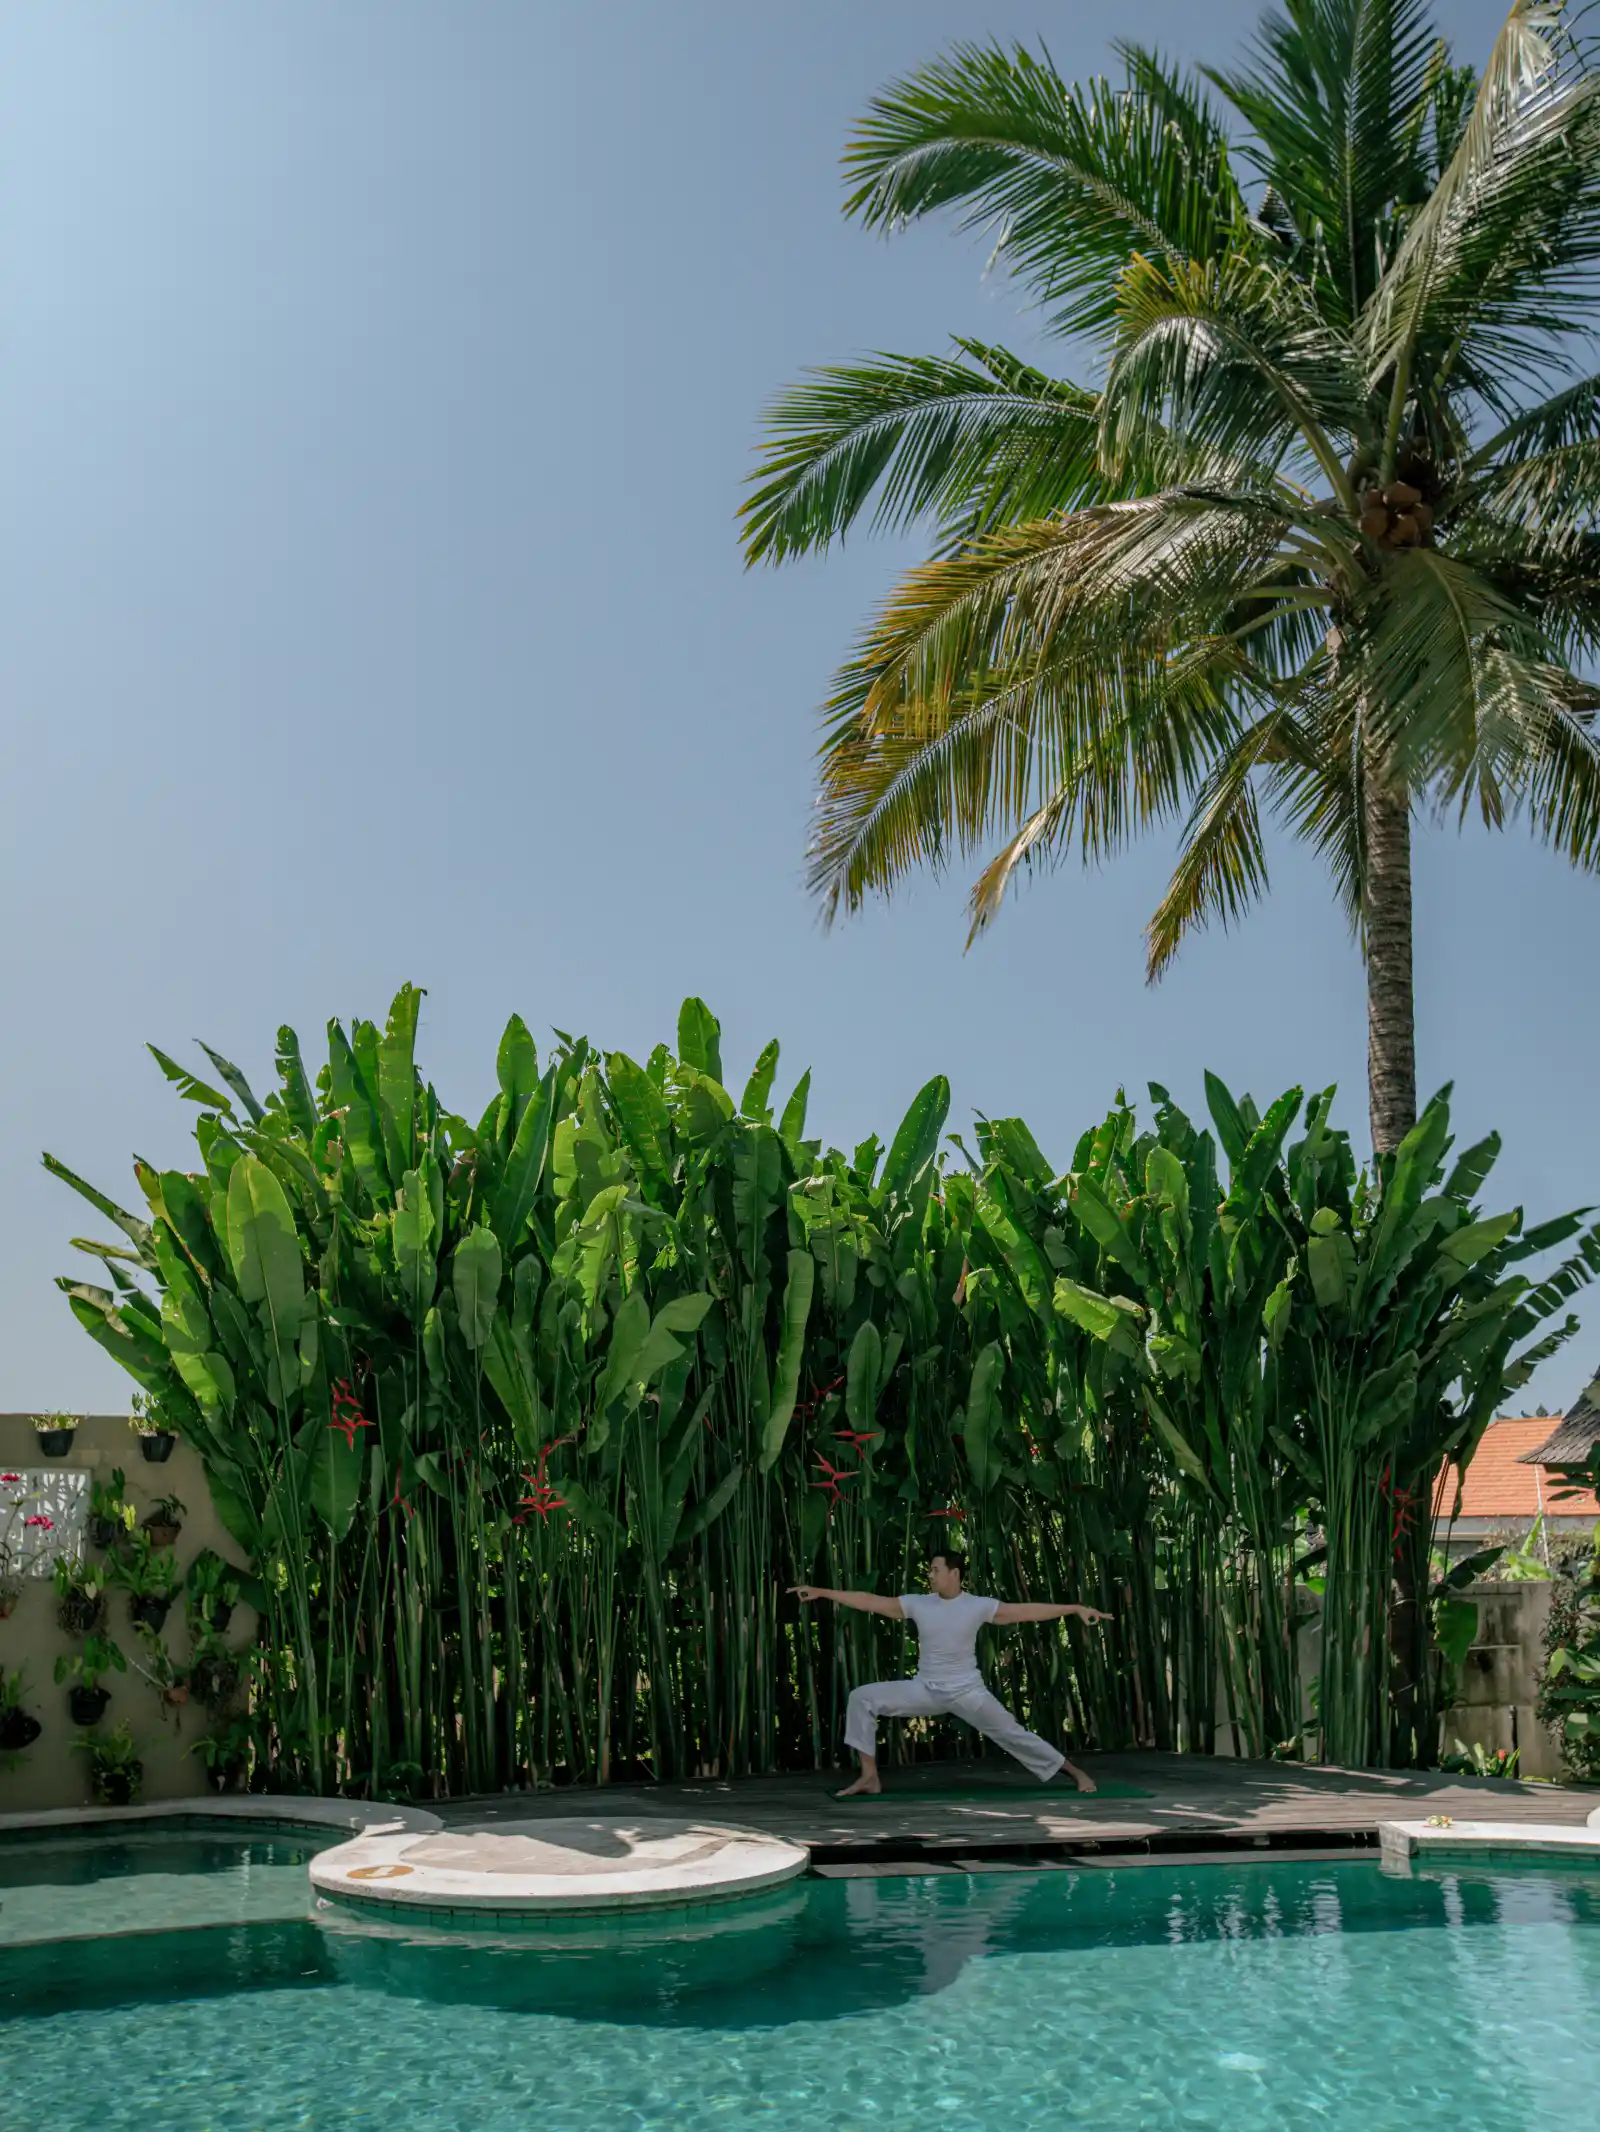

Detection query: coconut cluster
(1357, 479), (1435, 550)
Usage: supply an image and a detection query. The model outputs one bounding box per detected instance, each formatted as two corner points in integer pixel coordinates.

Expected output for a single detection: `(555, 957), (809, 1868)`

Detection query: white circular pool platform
(310, 1816), (811, 1918)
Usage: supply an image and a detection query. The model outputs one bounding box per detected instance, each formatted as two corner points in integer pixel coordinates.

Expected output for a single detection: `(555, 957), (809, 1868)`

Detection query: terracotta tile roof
(1435, 1416), (1600, 1522)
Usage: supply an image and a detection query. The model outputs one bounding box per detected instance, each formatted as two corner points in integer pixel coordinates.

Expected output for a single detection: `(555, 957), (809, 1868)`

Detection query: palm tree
(744, 1), (1600, 1154)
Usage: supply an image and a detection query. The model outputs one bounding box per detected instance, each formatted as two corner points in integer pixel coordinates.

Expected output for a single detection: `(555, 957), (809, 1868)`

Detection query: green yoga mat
(847, 1778), (1152, 1801)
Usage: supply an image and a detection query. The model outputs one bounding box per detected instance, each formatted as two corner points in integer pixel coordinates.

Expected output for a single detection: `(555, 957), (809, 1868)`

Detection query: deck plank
(438, 1753), (1598, 1851)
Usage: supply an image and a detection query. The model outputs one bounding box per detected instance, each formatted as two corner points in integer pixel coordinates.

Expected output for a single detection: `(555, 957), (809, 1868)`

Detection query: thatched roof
(1519, 1376), (1600, 1467)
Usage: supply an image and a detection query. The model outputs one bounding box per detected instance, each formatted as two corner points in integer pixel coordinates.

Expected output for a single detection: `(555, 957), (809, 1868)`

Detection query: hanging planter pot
(209, 1600), (235, 1633)
(162, 1682), (190, 1709)
(203, 1750), (248, 1795)
(69, 1685), (110, 1727)
(0, 1707), (42, 1751)
(35, 1425), (76, 1458)
(137, 1433), (176, 1465)
(143, 1521), (181, 1550)
(88, 1515), (123, 1550)
(191, 1652), (242, 1710)
(92, 1763), (142, 1807)
(57, 1593), (106, 1637)
(129, 1595), (172, 1634)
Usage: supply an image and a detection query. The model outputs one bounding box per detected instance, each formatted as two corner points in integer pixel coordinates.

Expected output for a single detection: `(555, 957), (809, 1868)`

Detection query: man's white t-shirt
(899, 1591), (1000, 1689)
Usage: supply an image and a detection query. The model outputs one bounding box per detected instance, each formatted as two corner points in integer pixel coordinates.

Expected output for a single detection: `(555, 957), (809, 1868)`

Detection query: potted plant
(55, 1634), (126, 1726)
(140, 1494), (186, 1549)
(76, 1720), (144, 1806)
(188, 1633), (242, 1713)
(129, 1392), (176, 1464)
(185, 1548), (242, 1634)
(54, 1558), (108, 1636)
(0, 1540), (22, 1621)
(0, 1665), (43, 1753)
(32, 1411), (80, 1458)
(187, 1717), (252, 1795)
(133, 1628), (190, 1713)
(87, 1469), (136, 1550)
(112, 1532), (181, 1631)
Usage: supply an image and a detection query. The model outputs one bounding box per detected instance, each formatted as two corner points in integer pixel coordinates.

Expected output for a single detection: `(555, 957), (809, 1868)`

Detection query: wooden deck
(440, 1753), (1600, 1857)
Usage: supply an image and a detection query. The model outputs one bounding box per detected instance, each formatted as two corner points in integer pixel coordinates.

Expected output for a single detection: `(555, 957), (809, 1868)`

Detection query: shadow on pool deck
(436, 1751), (1600, 1851)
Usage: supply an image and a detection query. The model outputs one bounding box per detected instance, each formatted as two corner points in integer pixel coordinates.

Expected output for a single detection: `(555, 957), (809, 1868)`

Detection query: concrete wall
(0, 1412), (254, 1811)
(1445, 1580), (1563, 1779)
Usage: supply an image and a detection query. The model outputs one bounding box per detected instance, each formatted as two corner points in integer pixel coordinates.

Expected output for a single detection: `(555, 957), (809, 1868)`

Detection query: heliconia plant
(45, 987), (1597, 1794)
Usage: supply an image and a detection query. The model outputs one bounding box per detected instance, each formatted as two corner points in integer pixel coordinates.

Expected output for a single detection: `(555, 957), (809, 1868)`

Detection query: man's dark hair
(928, 1543), (967, 1578)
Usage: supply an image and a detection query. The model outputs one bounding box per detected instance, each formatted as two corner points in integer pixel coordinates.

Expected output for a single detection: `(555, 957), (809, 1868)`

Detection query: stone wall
(0, 1412), (255, 1811)
(1445, 1580), (1563, 1778)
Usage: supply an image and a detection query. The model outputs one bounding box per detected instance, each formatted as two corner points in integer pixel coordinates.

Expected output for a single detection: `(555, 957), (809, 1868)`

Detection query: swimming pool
(2, 1826), (1595, 2130)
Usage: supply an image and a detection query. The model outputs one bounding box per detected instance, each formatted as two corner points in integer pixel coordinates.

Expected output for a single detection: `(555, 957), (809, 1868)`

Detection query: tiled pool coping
(0, 1795), (441, 1844)
(1379, 1811), (1600, 1869)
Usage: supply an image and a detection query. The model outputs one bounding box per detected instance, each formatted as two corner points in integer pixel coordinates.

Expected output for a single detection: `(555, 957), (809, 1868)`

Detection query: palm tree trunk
(1363, 779), (1416, 1157)
(1364, 773), (1427, 1761)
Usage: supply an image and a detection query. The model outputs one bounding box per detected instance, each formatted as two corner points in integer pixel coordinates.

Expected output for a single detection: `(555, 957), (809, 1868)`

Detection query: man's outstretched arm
(991, 1600), (1112, 1624)
(789, 1585), (905, 1619)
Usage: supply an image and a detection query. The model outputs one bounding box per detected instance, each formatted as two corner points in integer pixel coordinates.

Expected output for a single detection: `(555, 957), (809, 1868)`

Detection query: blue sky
(1, 0), (1592, 1414)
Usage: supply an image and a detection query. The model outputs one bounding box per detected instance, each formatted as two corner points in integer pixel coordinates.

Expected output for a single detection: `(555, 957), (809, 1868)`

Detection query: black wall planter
(57, 1594), (106, 1637)
(138, 1433), (176, 1464)
(0, 1707), (42, 1751)
(92, 1766), (141, 1806)
(88, 1514), (123, 1550)
(36, 1427), (76, 1458)
(68, 1685), (110, 1727)
(130, 1595), (172, 1633)
(192, 1653), (241, 1709)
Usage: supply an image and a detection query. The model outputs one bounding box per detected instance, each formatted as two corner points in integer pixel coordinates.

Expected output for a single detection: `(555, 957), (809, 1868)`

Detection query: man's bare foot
(1060, 1757), (1097, 1795)
(836, 1773), (883, 1797)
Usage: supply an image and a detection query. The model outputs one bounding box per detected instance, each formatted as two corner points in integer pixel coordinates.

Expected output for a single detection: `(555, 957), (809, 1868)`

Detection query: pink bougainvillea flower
(1, 1473), (21, 1484)
(24, 1514), (54, 1529)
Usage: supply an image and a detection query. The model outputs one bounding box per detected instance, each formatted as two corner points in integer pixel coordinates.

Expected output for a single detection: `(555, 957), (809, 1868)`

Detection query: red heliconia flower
(24, 1514), (53, 1529)
(834, 1430), (881, 1451)
(929, 1507), (966, 1521)
(812, 1454), (858, 1486)
(387, 1475), (416, 1522)
(517, 1483), (569, 1524)
(810, 1478), (842, 1511)
(328, 1378), (374, 1452)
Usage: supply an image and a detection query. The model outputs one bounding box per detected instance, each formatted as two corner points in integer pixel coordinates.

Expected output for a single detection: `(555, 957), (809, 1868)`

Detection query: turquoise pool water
(1, 1831), (1596, 2130)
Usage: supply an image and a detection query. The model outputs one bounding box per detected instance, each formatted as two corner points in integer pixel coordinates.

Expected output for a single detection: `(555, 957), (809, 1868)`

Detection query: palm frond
(1520, 676), (1600, 868)
(1144, 714), (1286, 975)
(813, 628), (1250, 921)
(1205, 0), (1444, 321)
(1366, 3), (1600, 402)
(1102, 253), (1368, 499)
(825, 497), (1296, 744)
(1342, 545), (1553, 779)
(741, 344), (1102, 564)
(1463, 369), (1600, 474)
(842, 42), (1248, 334)
(1457, 437), (1600, 546)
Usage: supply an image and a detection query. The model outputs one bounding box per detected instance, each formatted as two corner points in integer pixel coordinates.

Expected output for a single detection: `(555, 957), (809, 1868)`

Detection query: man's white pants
(843, 1675), (1065, 1782)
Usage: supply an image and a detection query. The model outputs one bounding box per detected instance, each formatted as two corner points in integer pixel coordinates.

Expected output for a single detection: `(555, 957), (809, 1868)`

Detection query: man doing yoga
(791, 1548), (1110, 1796)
